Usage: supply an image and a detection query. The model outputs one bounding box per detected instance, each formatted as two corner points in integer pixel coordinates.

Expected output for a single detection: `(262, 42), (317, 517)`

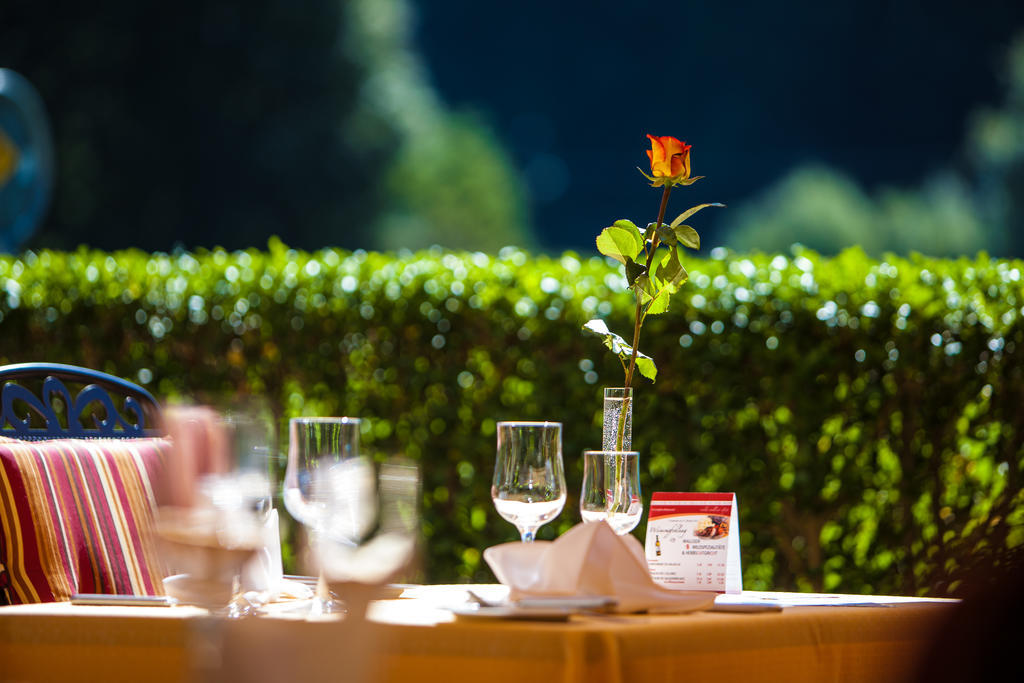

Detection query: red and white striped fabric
(0, 436), (170, 604)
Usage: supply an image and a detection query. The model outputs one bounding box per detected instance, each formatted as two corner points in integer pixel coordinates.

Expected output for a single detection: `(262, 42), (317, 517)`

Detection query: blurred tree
(968, 34), (1024, 257)
(722, 166), (992, 257)
(377, 114), (532, 252)
(720, 167), (877, 255)
(344, 0), (532, 251)
(723, 31), (1024, 259)
(0, 0), (531, 253)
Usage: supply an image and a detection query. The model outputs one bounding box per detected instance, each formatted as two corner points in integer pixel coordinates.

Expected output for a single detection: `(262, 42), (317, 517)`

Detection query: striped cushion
(0, 436), (170, 604)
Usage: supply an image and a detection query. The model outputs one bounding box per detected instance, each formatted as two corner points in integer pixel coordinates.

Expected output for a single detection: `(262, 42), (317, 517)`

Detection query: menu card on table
(644, 492), (742, 593)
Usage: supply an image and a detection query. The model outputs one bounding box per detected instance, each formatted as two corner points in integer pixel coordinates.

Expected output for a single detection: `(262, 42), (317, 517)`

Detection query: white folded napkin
(241, 507), (284, 597)
(483, 521), (715, 614)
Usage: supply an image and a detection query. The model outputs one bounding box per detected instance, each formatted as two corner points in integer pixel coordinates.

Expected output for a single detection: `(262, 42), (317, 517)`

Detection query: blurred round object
(0, 69), (54, 252)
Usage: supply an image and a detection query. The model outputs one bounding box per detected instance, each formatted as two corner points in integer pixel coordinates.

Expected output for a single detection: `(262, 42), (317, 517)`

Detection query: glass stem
(520, 527), (537, 543)
(611, 452), (625, 512)
(309, 571), (331, 617)
(615, 394), (629, 451)
(613, 397), (629, 510)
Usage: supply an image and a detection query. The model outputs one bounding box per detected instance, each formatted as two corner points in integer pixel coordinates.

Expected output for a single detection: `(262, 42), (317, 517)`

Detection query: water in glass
(491, 421), (566, 542)
(282, 416), (361, 616)
(580, 450), (643, 535)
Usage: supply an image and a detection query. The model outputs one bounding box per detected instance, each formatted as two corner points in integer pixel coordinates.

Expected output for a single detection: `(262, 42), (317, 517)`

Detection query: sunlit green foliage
(1, 242), (1021, 596)
(586, 203), (723, 385)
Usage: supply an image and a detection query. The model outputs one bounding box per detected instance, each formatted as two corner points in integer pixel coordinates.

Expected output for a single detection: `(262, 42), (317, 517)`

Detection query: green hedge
(1, 239), (1021, 596)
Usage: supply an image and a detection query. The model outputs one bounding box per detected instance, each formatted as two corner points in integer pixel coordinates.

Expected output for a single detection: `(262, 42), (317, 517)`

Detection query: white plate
(449, 605), (574, 621)
(515, 596), (617, 610)
(450, 596), (617, 621)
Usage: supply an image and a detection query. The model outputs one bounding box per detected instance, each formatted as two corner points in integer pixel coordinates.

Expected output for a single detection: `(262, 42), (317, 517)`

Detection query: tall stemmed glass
(491, 421), (566, 542)
(579, 450), (643, 535)
(208, 412), (274, 536)
(315, 456), (421, 620)
(283, 416), (361, 617)
(197, 412), (275, 616)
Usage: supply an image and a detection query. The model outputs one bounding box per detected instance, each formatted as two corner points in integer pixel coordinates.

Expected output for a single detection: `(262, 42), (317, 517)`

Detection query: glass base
(306, 573), (347, 618)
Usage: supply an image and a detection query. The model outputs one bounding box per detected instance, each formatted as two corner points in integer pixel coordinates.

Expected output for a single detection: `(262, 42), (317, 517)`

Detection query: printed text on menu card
(644, 492), (742, 593)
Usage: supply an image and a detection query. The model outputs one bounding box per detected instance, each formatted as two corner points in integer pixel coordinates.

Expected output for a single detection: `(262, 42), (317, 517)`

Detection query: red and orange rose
(641, 134), (703, 187)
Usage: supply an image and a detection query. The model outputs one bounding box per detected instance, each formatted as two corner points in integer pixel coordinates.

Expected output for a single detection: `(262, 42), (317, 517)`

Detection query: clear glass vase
(602, 387), (633, 452)
(580, 450), (643, 535)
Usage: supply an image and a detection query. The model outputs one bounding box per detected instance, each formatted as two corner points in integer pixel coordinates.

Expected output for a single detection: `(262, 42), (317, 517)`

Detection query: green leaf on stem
(624, 257), (647, 287)
(582, 319), (658, 383)
(636, 356), (658, 382)
(670, 202), (726, 228)
(657, 246), (689, 292)
(674, 225), (700, 250)
(643, 292), (671, 317)
(650, 246), (671, 273)
(655, 223), (677, 247)
(596, 224), (644, 265)
(638, 249), (688, 319)
(638, 270), (670, 319)
(633, 273), (656, 300)
(582, 318), (628, 355)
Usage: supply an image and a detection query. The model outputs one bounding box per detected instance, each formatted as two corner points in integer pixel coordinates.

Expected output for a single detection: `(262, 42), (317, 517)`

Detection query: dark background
(1, 0), (1023, 253)
(412, 1), (1024, 250)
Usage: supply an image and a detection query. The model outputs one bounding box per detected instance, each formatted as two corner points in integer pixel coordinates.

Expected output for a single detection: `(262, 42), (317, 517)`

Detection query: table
(0, 588), (957, 683)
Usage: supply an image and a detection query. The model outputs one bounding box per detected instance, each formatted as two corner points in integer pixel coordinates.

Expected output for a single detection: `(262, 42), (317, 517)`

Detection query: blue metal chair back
(0, 363), (162, 440)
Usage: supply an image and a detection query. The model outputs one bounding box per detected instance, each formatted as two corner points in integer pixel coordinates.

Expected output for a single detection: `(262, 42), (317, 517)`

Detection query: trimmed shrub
(1, 240), (1021, 595)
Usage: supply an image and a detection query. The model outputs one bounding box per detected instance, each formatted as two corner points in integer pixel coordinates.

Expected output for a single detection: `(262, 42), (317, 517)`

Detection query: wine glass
(491, 421), (566, 542)
(218, 411), (277, 614)
(202, 412), (274, 539)
(158, 406), (270, 616)
(580, 450), (643, 535)
(283, 416), (361, 616)
(314, 455), (421, 620)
